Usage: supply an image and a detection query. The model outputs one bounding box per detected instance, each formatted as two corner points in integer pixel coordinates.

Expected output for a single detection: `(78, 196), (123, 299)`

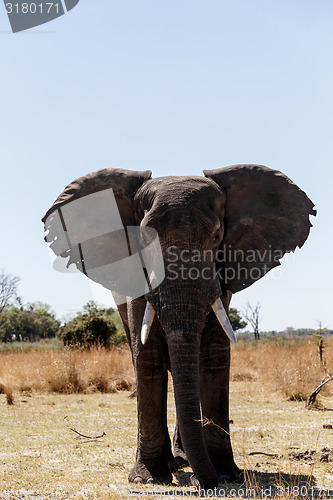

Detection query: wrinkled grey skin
(43, 165), (315, 488)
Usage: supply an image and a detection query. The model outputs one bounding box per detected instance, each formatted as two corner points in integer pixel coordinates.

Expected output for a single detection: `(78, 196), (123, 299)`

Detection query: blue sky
(0, 0), (331, 331)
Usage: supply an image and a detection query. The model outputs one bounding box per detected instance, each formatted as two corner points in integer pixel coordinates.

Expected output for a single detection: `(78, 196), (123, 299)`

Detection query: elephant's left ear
(204, 164), (316, 293)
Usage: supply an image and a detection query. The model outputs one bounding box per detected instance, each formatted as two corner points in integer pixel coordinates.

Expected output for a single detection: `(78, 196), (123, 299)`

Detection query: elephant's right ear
(42, 168), (152, 274)
(42, 168), (152, 226)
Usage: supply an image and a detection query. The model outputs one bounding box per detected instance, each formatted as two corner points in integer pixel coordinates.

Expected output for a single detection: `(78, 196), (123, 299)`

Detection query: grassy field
(1, 338), (333, 498)
(0, 345), (134, 396)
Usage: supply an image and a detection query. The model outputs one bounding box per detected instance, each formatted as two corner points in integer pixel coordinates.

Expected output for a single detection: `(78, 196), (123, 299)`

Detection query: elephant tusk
(212, 298), (237, 343)
(141, 302), (155, 345)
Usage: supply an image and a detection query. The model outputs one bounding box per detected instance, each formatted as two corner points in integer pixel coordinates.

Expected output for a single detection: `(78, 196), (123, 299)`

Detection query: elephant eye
(214, 228), (222, 241)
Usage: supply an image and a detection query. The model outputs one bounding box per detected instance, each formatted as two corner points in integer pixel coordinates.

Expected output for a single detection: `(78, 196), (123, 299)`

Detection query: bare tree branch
(307, 376), (333, 407)
(243, 302), (262, 340)
(0, 269), (20, 316)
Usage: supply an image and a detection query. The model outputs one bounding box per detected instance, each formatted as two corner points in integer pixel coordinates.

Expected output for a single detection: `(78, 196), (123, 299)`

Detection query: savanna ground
(1, 338), (333, 499)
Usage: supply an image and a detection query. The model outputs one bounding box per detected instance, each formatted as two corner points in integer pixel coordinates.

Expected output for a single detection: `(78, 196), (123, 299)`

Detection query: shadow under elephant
(172, 469), (318, 497)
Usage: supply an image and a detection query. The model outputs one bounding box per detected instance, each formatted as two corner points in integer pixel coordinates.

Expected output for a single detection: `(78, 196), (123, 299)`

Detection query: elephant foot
(190, 466), (243, 490)
(216, 465), (243, 484)
(208, 451), (243, 484)
(167, 455), (178, 474)
(129, 459), (173, 485)
(189, 473), (219, 490)
(172, 448), (189, 471)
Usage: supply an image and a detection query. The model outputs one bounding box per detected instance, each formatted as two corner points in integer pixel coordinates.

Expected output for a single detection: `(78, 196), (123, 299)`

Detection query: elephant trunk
(145, 255), (223, 487)
(153, 285), (220, 488)
(167, 329), (218, 488)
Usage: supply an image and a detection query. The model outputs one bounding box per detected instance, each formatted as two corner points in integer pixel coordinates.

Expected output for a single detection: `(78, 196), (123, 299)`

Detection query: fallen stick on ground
(70, 428), (106, 439)
(248, 451), (282, 458)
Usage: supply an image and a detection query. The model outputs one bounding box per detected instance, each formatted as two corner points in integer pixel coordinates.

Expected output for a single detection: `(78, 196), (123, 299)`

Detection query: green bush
(57, 312), (126, 348)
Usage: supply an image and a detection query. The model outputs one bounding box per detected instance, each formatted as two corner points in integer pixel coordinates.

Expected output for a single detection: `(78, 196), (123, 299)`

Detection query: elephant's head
(42, 165), (315, 487)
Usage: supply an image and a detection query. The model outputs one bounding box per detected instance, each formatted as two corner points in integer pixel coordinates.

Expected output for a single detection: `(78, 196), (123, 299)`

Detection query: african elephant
(42, 165), (315, 488)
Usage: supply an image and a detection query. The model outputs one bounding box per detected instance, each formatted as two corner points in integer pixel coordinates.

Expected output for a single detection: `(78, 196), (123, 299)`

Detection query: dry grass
(1, 385), (333, 498)
(1, 336), (332, 407)
(0, 346), (134, 396)
(0, 382), (14, 405)
(231, 337), (333, 404)
(1, 337), (333, 497)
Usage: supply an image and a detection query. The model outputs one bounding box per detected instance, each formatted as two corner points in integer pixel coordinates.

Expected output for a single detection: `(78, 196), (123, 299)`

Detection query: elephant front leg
(129, 343), (174, 485)
(200, 312), (242, 483)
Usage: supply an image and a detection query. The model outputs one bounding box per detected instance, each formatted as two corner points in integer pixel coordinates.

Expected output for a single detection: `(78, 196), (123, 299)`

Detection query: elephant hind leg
(172, 419), (189, 471)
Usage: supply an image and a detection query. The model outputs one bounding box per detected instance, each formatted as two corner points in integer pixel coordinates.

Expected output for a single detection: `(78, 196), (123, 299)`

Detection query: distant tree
(0, 269), (20, 316)
(229, 308), (247, 332)
(82, 300), (115, 316)
(82, 300), (100, 314)
(284, 326), (295, 337)
(27, 303), (60, 339)
(0, 305), (59, 342)
(243, 302), (262, 340)
(297, 328), (317, 336)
